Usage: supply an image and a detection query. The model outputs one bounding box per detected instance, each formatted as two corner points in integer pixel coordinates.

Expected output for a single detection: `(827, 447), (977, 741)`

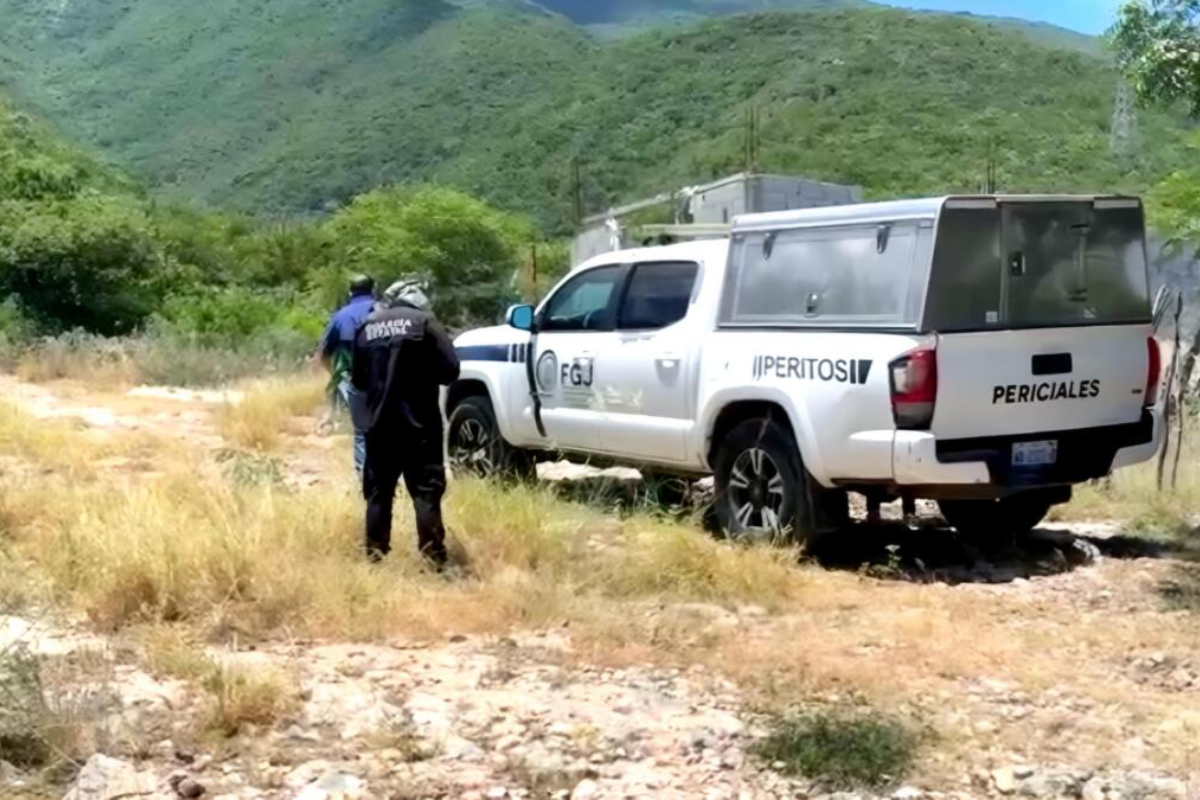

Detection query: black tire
(939, 493), (1054, 547)
(713, 416), (843, 547)
(447, 396), (534, 481)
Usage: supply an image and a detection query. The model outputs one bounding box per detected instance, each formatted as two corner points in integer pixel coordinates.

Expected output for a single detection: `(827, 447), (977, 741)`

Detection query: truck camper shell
(723, 195), (1150, 334)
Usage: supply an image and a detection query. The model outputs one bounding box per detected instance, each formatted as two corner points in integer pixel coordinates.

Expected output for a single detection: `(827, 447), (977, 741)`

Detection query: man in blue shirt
(318, 275), (376, 477)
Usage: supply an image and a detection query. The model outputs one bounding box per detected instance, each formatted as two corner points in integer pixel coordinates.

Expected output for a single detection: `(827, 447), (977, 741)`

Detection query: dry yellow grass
(137, 624), (220, 682)
(1053, 428), (1200, 536)
(0, 381), (808, 643)
(0, 403), (93, 469)
(215, 375), (326, 451)
(3, 463), (807, 641)
(0, 401), (175, 484)
(13, 340), (140, 388)
(4, 377), (1200, 782)
(201, 662), (299, 738)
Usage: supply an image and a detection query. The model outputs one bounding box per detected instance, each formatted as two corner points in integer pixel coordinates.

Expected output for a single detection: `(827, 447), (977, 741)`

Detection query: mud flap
(807, 479), (850, 537)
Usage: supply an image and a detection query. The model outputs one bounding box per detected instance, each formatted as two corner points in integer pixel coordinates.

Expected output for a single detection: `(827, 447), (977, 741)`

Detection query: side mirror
(506, 304), (535, 332)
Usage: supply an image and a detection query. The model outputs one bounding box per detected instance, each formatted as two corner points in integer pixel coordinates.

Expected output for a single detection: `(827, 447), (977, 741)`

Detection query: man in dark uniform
(351, 280), (460, 566)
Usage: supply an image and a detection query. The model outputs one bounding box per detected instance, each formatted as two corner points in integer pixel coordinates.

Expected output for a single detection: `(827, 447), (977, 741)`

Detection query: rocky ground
(1, 376), (1198, 799)
(4, 552), (1199, 800)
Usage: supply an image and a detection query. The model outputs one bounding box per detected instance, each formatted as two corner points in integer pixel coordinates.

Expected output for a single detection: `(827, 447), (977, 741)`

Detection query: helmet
(383, 279), (431, 311)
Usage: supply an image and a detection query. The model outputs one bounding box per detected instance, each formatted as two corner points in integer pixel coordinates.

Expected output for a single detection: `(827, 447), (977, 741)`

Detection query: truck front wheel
(713, 416), (834, 547)
(447, 396), (534, 481)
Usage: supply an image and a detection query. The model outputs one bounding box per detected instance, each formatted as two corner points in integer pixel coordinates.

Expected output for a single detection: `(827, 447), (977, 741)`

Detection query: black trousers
(363, 426), (448, 565)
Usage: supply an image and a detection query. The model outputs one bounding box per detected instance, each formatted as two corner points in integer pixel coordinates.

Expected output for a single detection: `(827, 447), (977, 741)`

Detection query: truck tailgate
(933, 325), (1150, 440)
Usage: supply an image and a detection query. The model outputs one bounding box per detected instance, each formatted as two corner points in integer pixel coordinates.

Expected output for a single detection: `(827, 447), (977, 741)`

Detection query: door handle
(656, 353), (682, 368)
(1009, 251), (1026, 277)
(1032, 353), (1073, 376)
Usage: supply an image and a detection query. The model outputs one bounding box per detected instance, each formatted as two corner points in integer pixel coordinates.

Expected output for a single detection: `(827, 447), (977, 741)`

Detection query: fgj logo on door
(753, 355), (873, 385)
(561, 359), (594, 388)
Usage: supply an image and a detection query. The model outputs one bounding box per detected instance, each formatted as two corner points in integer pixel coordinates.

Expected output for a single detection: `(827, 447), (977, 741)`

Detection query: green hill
(526, 0), (862, 30)
(527, 0), (1101, 52)
(0, 2), (1187, 232)
(0, 93), (133, 200)
(0, 0), (592, 219)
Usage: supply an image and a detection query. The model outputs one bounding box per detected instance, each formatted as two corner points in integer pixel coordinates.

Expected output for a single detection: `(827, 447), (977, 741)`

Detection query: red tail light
(890, 346), (938, 430)
(1146, 337), (1162, 407)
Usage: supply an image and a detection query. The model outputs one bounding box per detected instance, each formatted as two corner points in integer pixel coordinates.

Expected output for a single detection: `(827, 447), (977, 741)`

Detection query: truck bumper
(889, 410), (1158, 498)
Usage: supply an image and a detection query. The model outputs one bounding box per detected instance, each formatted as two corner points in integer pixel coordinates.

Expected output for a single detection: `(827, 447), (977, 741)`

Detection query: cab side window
(540, 265), (624, 332)
(617, 261), (699, 331)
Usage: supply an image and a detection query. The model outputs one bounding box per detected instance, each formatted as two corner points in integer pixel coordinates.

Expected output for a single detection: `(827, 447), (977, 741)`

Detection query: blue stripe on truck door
(457, 344), (529, 363)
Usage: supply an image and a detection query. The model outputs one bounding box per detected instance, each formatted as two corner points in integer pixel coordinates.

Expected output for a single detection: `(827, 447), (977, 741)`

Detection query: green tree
(1110, 1), (1200, 113)
(1110, 2), (1200, 243)
(0, 195), (158, 334)
(1111, 1), (1200, 389)
(325, 185), (533, 326)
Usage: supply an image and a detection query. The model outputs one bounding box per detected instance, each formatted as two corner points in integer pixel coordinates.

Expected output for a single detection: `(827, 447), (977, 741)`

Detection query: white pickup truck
(445, 196), (1162, 545)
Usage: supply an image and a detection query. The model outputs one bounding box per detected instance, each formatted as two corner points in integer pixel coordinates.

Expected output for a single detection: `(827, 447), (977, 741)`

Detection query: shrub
(201, 663), (298, 737)
(6, 330), (317, 389)
(156, 287), (324, 347)
(13, 331), (140, 386)
(752, 710), (919, 790)
(0, 642), (96, 773)
(0, 645), (51, 767)
(0, 298), (35, 345)
(0, 194), (158, 334)
(132, 331), (314, 387)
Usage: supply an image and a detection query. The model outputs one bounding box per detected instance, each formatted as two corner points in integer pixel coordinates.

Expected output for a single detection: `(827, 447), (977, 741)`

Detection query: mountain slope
(526, 0), (1100, 52)
(528, 0), (862, 27)
(0, 92), (133, 200)
(0, 3), (1187, 232)
(502, 10), (1183, 220)
(0, 1), (591, 216)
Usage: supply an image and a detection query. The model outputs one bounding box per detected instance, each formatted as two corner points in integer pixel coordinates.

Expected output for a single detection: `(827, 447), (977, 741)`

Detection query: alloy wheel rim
(727, 447), (786, 542)
(451, 418), (495, 474)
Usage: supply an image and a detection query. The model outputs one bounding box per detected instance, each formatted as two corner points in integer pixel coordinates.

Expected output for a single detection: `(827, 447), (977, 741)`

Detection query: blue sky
(894, 0), (1123, 34)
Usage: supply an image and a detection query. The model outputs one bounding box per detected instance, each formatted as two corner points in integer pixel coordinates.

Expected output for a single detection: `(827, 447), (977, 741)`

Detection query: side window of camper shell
(720, 223), (923, 327)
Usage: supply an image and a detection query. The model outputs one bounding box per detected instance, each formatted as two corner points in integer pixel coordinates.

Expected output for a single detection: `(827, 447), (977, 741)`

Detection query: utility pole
(530, 243), (539, 298)
(743, 106), (761, 174)
(570, 158), (584, 228)
(982, 137), (998, 194)
(1111, 78), (1140, 162)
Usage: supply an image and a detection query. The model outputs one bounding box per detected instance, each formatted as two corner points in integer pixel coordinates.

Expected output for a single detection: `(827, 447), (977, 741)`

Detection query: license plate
(1013, 440), (1058, 467)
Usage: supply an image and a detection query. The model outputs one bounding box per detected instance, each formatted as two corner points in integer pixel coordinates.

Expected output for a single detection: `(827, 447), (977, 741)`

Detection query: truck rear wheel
(938, 493), (1054, 547)
(447, 396), (534, 481)
(713, 416), (838, 547)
